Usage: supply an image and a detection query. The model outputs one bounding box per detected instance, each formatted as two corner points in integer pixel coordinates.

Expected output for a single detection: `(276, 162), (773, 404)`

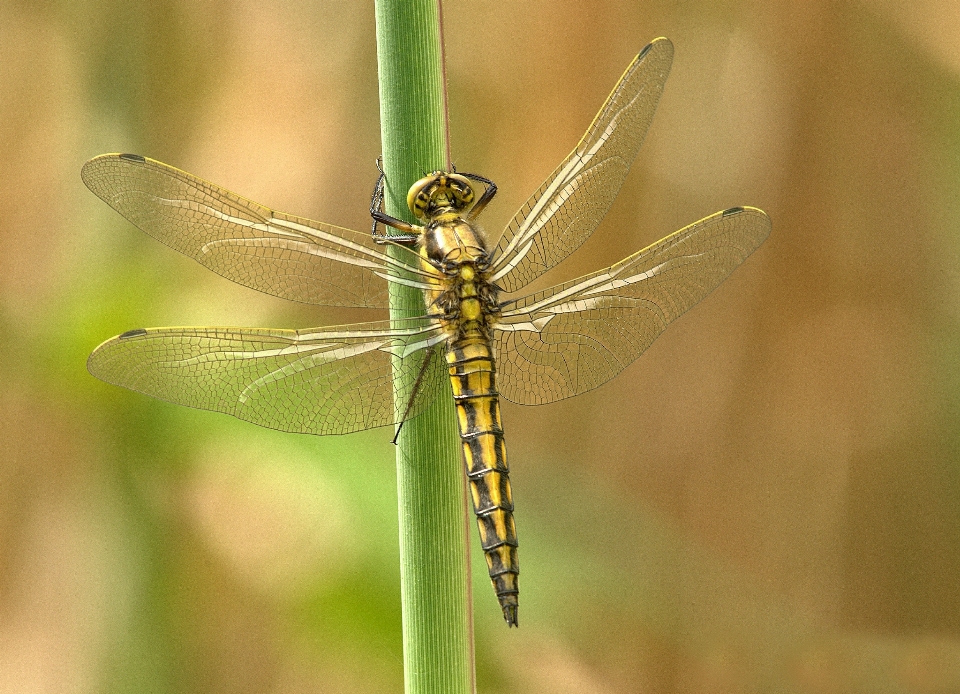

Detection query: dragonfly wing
(87, 317), (448, 435)
(494, 207), (770, 405)
(81, 154), (428, 308)
(490, 37), (674, 294)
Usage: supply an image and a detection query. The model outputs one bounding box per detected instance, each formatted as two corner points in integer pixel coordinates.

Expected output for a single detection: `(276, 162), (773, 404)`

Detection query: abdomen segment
(446, 335), (519, 627)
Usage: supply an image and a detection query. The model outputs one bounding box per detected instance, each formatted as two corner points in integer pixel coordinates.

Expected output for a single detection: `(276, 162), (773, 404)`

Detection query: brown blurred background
(3, 0), (960, 692)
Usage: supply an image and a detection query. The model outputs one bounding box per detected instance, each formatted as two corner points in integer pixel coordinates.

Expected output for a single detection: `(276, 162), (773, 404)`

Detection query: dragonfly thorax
(421, 219), (490, 272)
(419, 218), (498, 331)
(407, 172), (475, 221)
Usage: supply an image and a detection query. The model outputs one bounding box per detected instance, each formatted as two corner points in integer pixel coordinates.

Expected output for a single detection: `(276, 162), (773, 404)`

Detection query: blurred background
(3, 0), (960, 691)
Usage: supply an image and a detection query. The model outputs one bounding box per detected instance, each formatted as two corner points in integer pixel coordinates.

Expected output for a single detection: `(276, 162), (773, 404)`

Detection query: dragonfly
(82, 37), (769, 628)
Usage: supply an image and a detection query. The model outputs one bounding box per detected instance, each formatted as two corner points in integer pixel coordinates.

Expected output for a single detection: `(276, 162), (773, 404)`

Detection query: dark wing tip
(720, 206), (772, 247)
(639, 36), (673, 59)
(722, 205), (772, 230)
(118, 328), (148, 339)
(638, 36), (674, 62)
(81, 152), (147, 191)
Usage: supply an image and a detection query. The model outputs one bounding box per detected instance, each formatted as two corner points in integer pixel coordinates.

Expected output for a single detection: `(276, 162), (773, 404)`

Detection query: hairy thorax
(420, 217), (500, 338)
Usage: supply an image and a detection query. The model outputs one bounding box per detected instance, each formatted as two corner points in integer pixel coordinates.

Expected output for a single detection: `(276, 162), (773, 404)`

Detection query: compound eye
(416, 191), (431, 214)
(407, 174), (441, 218)
(454, 184), (470, 204)
(449, 175), (475, 206)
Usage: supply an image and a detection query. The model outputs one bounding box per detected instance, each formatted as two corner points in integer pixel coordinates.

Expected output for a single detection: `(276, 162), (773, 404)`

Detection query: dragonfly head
(407, 172), (475, 220)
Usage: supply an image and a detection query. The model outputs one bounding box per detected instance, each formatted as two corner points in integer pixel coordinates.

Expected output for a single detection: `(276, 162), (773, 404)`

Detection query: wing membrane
(81, 154), (429, 308)
(494, 207), (770, 405)
(490, 38), (674, 293)
(87, 317), (447, 435)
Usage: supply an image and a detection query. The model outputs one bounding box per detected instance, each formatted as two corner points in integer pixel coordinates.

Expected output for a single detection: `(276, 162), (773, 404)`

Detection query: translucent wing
(494, 207), (770, 405)
(490, 37), (674, 293)
(81, 154), (430, 308)
(87, 317), (448, 435)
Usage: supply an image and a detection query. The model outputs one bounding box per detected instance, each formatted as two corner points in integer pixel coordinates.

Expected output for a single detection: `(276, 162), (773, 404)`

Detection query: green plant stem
(374, 2), (475, 692)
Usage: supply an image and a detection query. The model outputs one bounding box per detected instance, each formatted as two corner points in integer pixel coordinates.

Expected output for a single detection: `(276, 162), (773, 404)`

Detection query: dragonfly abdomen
(446, 334), (519, 627)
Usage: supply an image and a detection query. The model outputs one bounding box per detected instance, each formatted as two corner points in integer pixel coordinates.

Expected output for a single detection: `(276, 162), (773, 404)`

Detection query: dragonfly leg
(458, 171), (498, 220)
(392, 346), (436, 444)
(370, 160), (421, 245)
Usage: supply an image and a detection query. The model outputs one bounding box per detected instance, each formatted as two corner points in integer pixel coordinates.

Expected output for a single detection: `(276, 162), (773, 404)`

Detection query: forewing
(81, 154), (428, 308)
(494, 207), (770, 405)
(490, 38), (674, 293)
(87, 317), (448, 436)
